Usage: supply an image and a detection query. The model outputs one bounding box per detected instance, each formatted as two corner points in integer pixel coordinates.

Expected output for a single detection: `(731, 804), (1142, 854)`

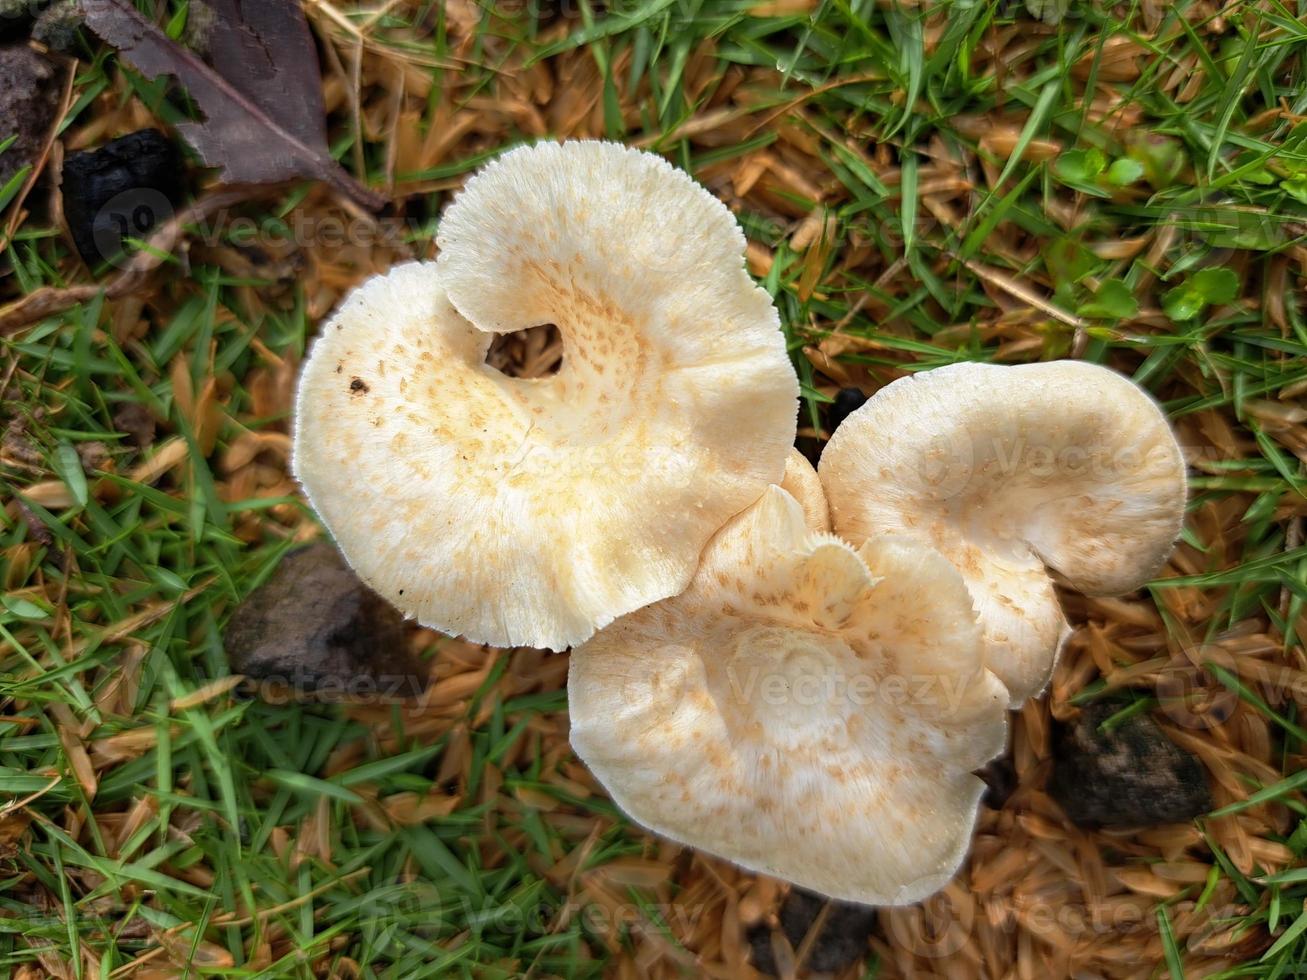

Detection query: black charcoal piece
(61, 129), (185, 269)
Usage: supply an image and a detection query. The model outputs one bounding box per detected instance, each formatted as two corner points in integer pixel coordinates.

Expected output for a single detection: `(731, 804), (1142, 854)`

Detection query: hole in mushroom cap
(484, 323), (563, 379)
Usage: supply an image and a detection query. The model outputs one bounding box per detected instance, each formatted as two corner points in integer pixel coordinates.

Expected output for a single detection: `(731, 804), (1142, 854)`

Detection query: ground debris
(223, 542), (428, 700)
(1049, 702), (1212, 828)
(80, 0), (384, 210)
(61, 129), (184, 267)
(0, 42), (60, 189)
(748, 886), (877, 976)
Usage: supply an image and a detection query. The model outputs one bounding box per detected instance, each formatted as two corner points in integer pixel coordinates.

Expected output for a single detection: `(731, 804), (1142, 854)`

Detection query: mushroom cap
(818, 360), (1187, 703)
(568, 486), (1009, 905)
(779, 447), (830, 531)
(294, 142), (798, 650)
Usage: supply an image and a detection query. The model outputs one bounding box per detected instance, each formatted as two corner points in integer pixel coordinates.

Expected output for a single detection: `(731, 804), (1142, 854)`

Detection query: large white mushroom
(294, 141), (798, 650)
(568, 486), (1010, 905)
(818, 360), (1187, 704)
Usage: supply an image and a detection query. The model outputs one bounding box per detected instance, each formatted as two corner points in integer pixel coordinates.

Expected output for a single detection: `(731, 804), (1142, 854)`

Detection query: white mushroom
(294, 142), (798, 650)
(819, 360), (1187, 704)
(568, 486), (1009, 905)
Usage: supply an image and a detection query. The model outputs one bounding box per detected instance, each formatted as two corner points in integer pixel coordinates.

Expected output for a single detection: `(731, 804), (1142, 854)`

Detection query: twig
(742, 72), (886, 140)
(961, 257), (1087, 329)
(0, 773), (63, 816)
(0, 185), (265, 336)
(791, 898), (832, 979)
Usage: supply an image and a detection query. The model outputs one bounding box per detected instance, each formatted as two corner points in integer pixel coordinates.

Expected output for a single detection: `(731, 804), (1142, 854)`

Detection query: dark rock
(0, 43), (61, 188)
(32, 1), (83, 51)
(0, 1), (35, 44)
(746, 925), (780, 975)
(827, 387), (868, 436)
(977, 754), (1018, 810)
(61, 129), (185, 269)
(112, 402), (157, 449)
(1048, 702), (1212, 828)
(747, 887), (876, 976)
(224, 543), (427, 700)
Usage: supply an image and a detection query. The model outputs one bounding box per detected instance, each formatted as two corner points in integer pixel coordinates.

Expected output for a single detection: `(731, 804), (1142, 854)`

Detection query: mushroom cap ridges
(780, 448), (830, 531)
(819, 360), (1187, 703)
(293, 141), (798, 650)
(568, 487), (1009, 905)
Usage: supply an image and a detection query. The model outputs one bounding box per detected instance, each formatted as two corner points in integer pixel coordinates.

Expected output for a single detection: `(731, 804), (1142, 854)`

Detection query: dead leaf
(79, 0), (384, 211)
(152, 928), (236, 972)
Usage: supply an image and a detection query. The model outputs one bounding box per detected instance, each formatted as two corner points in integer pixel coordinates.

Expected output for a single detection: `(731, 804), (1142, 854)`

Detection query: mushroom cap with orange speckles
(779, 448), (830, 532)
(568, 486), (1009, 905)
(293, 142), (798, 650)
(818, 361), (1187, 705)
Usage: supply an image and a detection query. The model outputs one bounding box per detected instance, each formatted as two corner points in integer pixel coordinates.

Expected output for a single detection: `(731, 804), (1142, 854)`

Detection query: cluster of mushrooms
(293, 141), (1188, 906)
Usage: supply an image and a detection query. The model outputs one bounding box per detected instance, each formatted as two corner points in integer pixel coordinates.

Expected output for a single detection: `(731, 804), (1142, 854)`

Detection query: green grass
(2, 0), (1307, 976)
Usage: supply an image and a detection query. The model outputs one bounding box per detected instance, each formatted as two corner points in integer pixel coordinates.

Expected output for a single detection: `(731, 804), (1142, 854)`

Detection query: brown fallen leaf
(79, 0), (384, 211)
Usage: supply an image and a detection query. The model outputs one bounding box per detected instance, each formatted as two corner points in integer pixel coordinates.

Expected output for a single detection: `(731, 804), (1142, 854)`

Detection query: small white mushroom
(568, 486), (1009, 905)
(779, 447), (830, 531)
(819, 361), (1187, 704)
(294, 141), (798, 650)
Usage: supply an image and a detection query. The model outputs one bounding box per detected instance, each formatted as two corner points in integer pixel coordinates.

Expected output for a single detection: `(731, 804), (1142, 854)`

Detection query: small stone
(113, 402), (157, 449)
(61, 129), (185, 269)
(32, 0), (83, 51)
(827, 387), (868, 436)
(224, 543), (427, 700)
(75, 440), (109, 474)
(1048, 702), (1212, 828)
(747, 886), (876, 976)
(0, 43), (60, 189)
